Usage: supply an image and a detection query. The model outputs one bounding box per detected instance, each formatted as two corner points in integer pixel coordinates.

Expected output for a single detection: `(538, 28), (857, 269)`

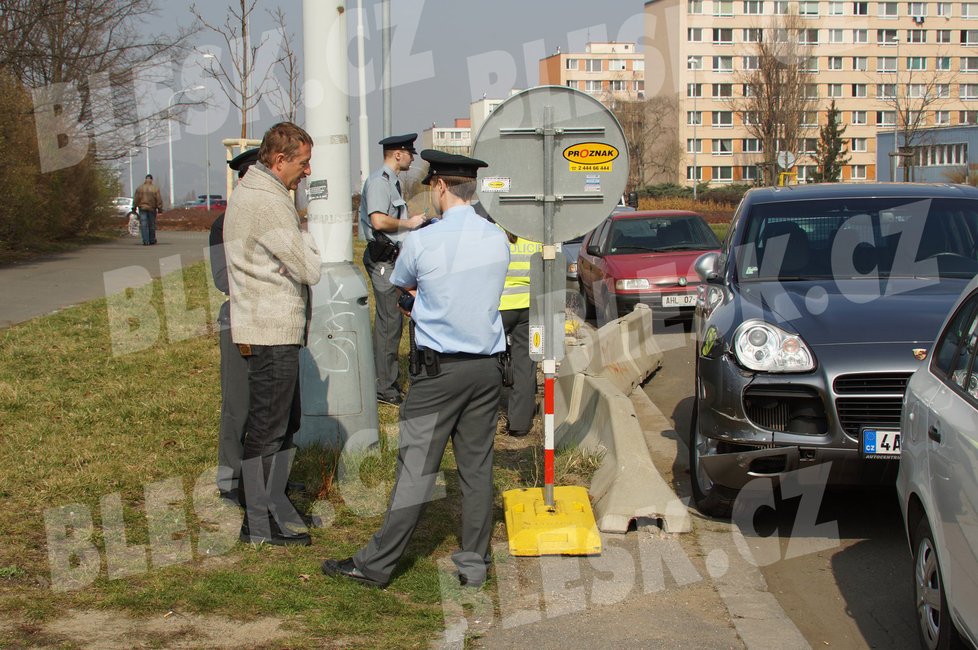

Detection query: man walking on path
(133, 174), (163, 246)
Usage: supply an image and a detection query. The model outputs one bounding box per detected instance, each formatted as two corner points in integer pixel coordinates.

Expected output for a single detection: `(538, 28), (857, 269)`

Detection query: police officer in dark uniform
(359, 133), (428, 406)
(209, 148), (259, 505)
(323, 150), (510, 589)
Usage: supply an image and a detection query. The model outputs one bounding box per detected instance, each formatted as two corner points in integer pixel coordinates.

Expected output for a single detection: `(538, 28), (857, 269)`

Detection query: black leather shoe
(377, 394), (404, 407)
(239, 518), (311, 547)
(507, 429), (529, 438)
(219, 489), (243, 508)
(458, 573), (484, 588)
(321, 558), (387, 588)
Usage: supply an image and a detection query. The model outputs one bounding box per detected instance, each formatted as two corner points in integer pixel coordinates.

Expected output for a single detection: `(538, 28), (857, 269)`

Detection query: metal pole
(892, 35), (899, 182)
(128, 150), (133, 197)
(382, 0), (391, 138)
(357, 0), (370, 185)
(205, 104), (211, 210)
(542, 105), (556, 509)
(145, 124), (150, 176)
(167, 86), (204, 208)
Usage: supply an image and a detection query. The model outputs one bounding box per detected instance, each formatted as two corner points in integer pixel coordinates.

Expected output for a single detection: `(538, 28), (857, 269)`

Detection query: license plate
(662, 293), (696, 307)
(861, 429), (901, 458)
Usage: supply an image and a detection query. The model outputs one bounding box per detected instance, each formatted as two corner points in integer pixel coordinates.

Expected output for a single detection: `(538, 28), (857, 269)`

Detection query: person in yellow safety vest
(499, 234), (543, 437)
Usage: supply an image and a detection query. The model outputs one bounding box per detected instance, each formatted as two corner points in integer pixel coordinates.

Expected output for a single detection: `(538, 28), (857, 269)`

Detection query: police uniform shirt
(391, 204), (509, 355)
(358, 164), (408, 244)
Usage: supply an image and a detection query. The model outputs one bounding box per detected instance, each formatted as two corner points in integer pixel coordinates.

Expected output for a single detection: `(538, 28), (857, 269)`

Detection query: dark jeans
(138, 209), (157, 244)
(240, 344), (302, 533)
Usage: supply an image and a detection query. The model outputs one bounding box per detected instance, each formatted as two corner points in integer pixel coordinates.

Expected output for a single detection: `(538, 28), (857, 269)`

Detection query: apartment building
(421, 118), (472, 155)
(645, 0), (978, 184)
(539, 42), (646, 103)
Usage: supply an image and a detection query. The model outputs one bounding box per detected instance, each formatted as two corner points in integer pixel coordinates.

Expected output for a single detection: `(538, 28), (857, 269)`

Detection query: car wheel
(912, 517), (964, 650)
(688, 391), (738, 518)
(579, 278), (596, 321)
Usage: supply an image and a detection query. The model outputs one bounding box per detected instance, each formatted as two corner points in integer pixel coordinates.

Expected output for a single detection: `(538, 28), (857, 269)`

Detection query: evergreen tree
(811, 101), (850, 183)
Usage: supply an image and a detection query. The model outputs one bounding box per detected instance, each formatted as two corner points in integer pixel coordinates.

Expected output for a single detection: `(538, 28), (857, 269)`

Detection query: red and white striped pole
(543, 359), (557, 507)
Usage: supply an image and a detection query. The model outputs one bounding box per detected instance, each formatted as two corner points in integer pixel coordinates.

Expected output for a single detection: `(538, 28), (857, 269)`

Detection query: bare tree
(267, 7), (302, 124)
(732, 12), (818, 185)
(610, 94), (684, 188)
(192, 0), (284, 140)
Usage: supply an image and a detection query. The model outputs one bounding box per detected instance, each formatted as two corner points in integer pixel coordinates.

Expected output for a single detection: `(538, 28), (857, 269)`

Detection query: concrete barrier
(555, 305), (691, 534)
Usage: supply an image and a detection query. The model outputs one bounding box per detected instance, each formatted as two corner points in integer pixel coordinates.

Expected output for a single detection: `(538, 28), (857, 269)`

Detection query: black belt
(420, 349), (497, 363)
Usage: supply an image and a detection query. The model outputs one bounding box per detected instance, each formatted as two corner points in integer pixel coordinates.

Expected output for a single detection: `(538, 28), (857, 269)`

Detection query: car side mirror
(586, 243), (602, 257)
(694, 252), (720, 283)
(627, 191), (639, 208)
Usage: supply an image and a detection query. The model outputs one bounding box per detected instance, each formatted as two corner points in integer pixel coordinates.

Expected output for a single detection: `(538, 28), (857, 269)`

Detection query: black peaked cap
(228, 148), (260, 172)
(379, 133), (418, 154)
(420, 149), (488, 185)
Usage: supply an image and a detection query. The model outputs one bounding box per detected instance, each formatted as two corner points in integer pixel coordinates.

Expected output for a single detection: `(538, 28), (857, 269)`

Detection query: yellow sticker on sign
(530, 327), (544, 355)
(563, 142), (619, 172)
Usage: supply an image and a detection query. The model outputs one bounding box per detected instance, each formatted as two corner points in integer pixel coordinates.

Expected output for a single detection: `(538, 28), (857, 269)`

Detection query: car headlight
(615, 278), (650, 290)
(733, 320), (814, 373)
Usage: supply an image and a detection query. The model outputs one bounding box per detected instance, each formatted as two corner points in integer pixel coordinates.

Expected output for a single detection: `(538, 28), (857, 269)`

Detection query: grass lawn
(0, 240), (599, 648)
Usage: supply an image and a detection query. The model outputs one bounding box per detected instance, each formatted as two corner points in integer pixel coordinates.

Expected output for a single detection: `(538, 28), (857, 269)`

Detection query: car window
(592, 220), (612, 254)
(736, 198), (978, 282)
(605, 215), (720, 254)
(934, 292), (978, 401)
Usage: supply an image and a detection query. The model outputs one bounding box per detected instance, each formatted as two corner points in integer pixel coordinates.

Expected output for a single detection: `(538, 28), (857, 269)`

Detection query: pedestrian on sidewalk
(132, 174), (163, 245)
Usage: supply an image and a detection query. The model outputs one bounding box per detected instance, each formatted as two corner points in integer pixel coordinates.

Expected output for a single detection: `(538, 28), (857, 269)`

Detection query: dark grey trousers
(216, 300), (248, 493)
(354, 355), (502, 586)
(363, 248), (403, 400)
(500, 307), (537, 433)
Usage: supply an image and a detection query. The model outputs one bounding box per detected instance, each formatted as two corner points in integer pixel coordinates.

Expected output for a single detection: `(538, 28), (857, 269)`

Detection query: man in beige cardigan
(224, 122), (322, 546)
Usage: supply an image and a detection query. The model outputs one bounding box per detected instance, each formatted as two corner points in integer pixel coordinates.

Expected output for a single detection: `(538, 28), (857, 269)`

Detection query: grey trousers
(363, 248), (403, 400)
(354, 355), (502, 586)
(500, 307), (537, 433)
(216, 300), (249, 493)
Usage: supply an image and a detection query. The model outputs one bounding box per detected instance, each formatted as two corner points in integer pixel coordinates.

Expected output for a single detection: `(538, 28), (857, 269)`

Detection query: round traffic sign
(472, 86), (629, 243)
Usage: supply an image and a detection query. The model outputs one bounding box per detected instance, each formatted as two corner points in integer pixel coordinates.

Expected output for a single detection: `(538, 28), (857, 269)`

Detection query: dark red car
(577, 210), (721, 322)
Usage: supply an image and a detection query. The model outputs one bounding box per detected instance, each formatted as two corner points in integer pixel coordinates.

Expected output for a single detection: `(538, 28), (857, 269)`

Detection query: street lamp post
(167, 85), (205, 209)
(688, 56), (700, 200)
(201, 53), (216, 211)
(890, 33), (901, 182)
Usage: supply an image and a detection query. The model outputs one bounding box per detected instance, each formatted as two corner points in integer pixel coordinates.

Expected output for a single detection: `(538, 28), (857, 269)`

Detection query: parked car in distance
(576, 210), (720, 322)
(564, 206), (636, 280)
(898, 274), (978, 650)
(690, 183), (978, 518)
(112, 197), (133, 214)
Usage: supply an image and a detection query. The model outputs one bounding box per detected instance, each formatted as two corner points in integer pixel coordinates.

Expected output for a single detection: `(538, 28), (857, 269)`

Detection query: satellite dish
(472, 86), (629, 243)
(776, 151), (797, 169)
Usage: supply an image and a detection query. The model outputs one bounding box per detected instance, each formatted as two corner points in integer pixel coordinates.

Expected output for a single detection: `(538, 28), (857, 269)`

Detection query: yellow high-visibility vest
(499, 237), (543, 311)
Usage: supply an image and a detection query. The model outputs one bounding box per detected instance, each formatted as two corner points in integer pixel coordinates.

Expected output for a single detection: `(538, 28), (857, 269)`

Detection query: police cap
(420, 149), (488, 185)
(228, 148), (259, 174)
(379, 133), (418, 154)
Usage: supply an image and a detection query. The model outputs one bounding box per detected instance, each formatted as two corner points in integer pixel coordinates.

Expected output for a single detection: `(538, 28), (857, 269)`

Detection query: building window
(803, 83), (819, 99)
(877, 110), (896, 126)
(853, 1), (868, 14)
(744, 0), (764, 13)
(937, 2), (952, 17)
(713, 55), (733, 72)
(907, 84), (925, 98)
(908, 1), (926, 16)
(829, 1), (844, 14)
(936, 56), (951, 70)
(609, 80), (626, 92)
(803, 56), (819, 72)
(565, 58), (579, 71)
(852, 83), (867, 97)
(687, 139), (702, 153)
(829, 56), (843, 70)
(852, 110), (867, 124)
(713, 166), (733, 182)
(688, 0), (704, 13)
(743, 27), (763, 43)
(608, 59), (626, 72)
(911, 143), (968, 167)
(960, 110), (978, 124)
(962, 83), (978, 99)
(687, 83), (703, 97)
(854, 29), (868, 43)
(634, 60), (645, 71)
(907, 56), (927, 70)
(878, 1), (898, 17)
(565, 80), (578, 90)
(800, 28), (819, 44)
(742, 166), (759, 181)
(688, 27), (703, 42)
(799, 137), (819, 153)
(714, 0), (734, 15)
(965, 30), (978, 45)
(743, 110), (761, 125)
(712, 139), (733, 155)
(743, 138), (763, 152)
(687, 166), (703, 181)
(965, 3), (978, 18)
(877, 56), (897, 72)
(585, 59), (602, 73)
(713, 28), (733, 44)
(797, 166), (817, 182)
(828, 83), (843, 97)
(852, 137), (867, 152)
(713, 83), (733, 98)
(799, 0), (819, 16)
(688, 111), (702, 125)
(585, 80), (602, 94)
(936, 110), (951, 124)
(908, 29), (926, 43)
(937, 30), (952, 44)
(964, 56), (978, 72)
(743, 55), (760, 70)
(851, 164), (867, 180)
(877, 84), (897, 99)
(936, 84), (951, 98)
(829, 29), (844, 43)
(802, 111), (819, 126)
(634, 81), (645, 97)
(688, 55), (702, 70)
(774, 0), (789, 13)
(877, 29), (898, 44)
(714, 111), (733, 127)
(853, 56), (868, 71)
(743, 83), (756, 97)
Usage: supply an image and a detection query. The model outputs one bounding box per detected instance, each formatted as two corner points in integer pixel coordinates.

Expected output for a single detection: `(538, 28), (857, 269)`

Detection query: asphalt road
(0, 231), (212, 329)
(644, 325), (918, 650)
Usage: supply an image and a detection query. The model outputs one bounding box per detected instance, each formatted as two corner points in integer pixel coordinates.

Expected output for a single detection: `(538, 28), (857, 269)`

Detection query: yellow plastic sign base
(503, 486), (602, 556)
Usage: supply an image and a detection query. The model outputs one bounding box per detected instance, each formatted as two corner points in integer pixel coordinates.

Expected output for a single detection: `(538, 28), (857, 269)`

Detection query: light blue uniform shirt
(358, 164), (408, 244)
(391, 204), (510, 355)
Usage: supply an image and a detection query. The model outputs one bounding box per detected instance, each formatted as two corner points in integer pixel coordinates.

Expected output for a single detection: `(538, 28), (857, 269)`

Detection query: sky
(124, 1), (645, 203)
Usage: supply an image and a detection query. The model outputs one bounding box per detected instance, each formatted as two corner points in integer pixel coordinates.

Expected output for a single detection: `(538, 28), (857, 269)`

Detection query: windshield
(736, 197), (978, 282)
(606, 215), (720, 254)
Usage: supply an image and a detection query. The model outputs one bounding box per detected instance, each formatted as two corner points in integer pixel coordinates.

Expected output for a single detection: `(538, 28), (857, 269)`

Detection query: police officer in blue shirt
(359, 133), (428, 406)
(323, 150), (510, 589)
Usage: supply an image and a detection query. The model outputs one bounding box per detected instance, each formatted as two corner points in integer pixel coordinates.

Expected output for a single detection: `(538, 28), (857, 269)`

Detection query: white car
(898, 273), (978, 650)
(112, 197), (133, 214)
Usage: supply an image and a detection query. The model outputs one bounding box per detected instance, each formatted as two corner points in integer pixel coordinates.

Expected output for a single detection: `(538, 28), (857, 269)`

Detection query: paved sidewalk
(0, 232), (211, 328)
